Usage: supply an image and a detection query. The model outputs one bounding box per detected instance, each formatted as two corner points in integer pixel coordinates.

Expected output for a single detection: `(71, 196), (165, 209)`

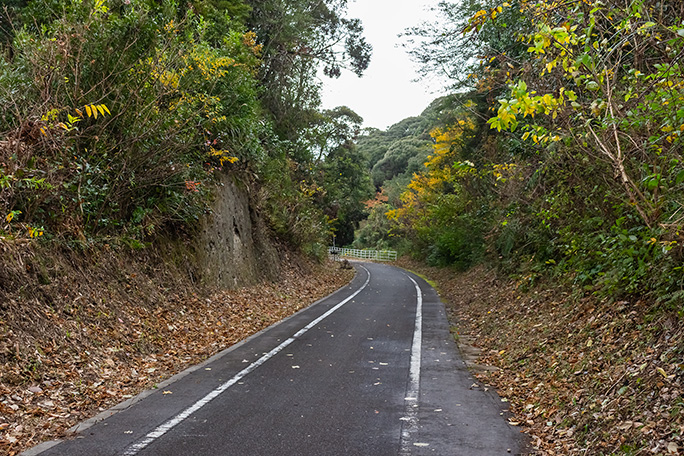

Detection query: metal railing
(329, 247), (397, 262)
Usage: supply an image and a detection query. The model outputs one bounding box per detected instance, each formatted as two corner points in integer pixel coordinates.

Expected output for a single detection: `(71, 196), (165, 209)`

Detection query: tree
(404, 0), (530, 93)
(371, 137), (432, 188)
(309, 105), (363, 163)
(321, 140), (373, 246)
(246, 0), (371, 144)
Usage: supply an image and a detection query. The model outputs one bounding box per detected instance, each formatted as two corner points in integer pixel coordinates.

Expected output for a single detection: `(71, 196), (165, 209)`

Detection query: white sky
(320, 0), (443, 130)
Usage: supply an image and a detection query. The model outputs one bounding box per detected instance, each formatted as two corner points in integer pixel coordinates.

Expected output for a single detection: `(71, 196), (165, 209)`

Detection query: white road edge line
(122, 265), (371, 456)
(399, 275), (423, 455)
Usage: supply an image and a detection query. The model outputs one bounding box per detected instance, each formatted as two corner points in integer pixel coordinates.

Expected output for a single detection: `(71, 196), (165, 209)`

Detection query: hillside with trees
(0, 0), (373, 255)
(358, 0), (684, 303)
(0, 0), (372, 452)
(353, 0), (684, 454)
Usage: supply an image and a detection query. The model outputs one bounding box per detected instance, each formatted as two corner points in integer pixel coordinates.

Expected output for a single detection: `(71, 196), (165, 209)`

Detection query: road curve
(27, 262), (528, 456)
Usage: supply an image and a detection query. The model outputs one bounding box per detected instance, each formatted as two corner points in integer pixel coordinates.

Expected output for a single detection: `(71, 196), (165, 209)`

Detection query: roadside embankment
(396, 258), (683, 456)
(0, 240), (353, 455)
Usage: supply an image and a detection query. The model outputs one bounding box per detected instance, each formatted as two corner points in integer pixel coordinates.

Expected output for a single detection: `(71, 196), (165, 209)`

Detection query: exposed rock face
(197, 175), (281, 288)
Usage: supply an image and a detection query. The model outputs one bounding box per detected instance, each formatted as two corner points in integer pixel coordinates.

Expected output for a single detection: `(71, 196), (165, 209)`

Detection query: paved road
(28, 262), (528, 455)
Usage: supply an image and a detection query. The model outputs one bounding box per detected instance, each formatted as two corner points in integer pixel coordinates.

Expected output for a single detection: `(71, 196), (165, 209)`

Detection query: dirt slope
(0, 241), (353, 455)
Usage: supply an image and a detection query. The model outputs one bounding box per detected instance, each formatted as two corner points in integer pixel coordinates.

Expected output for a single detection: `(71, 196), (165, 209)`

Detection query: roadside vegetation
(0, 0), (373, 254)
(355, 0), (684, 454)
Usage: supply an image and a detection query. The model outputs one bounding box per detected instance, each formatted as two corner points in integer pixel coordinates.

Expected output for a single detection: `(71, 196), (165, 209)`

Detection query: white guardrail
(328, 247), (397, 262)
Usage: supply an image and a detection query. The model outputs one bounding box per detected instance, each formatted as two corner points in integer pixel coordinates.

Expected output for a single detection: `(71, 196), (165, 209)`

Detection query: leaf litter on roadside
(0, 256), (353, 455)
(396, 258), (684, 456)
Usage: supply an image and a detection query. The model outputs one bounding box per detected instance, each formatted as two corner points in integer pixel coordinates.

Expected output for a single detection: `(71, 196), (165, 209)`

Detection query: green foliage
(353, 203), (395, 250)
(371, 138), (431, 188)
(0, 0), (266, 241)
(369, 0), (684, 302)
(258, 151), (329, 255)
(424, 214), (485, 269)
(247, 0), (371, 145)
(0, 0), (372, 258)
(320, 140), (373, 245)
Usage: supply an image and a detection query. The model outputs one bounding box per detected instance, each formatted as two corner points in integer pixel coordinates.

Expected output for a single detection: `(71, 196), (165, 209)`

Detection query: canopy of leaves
(0, 0), (372, 258)
(247, 0), (371, 143)
(356, 0), (684, 301)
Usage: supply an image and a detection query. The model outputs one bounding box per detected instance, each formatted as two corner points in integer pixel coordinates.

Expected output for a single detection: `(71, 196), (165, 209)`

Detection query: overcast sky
(319, 0), (444, 130)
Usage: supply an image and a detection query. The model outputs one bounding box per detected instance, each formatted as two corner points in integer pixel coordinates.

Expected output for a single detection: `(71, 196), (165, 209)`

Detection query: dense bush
(0, 0), (373, 258)
(354, 0), (684, 301)
(0, 0), (261, 240)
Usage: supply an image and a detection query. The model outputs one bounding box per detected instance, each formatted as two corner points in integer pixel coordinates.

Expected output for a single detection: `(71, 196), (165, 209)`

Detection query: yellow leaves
(164, 19), (177, 34)
(84, 103), (111, 120)
(464, 9), (489, 33)
(299, 181), (322, 198)
(489, 163), (521, 187)
(188, 47), (236, 81)
(430, 117), (475, 159)
(544, 60), (557, 75)
(27, 226), (44, 238)
(41, 108), (59, 123)
(209, 148), (239, 166)
(93, 0), (108, 15)
(4, 211), (44, 238)
(146, 54), (184, 89)
(385, 209), (398, 221)
(243, 31), (263, 55)
(159, 71), (181, 89)
(541, 93), (555, 109)
(392, 116), (481, 228)
(5, 211), (20, 223)
(498, 103), (519, 123)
